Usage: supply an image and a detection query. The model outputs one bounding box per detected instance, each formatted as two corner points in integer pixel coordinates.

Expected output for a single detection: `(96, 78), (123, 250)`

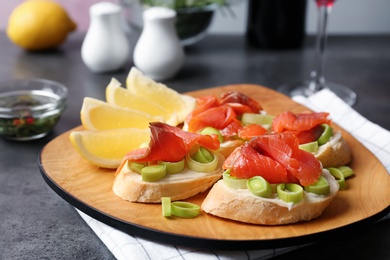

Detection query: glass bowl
(0, 79), (67, 141)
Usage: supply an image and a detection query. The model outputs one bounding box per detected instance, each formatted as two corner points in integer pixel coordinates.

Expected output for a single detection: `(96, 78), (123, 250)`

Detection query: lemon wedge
(80, 97), (165, 130)
(69, 128), (150, 168)
(126, 67), (195, 124)
(105, 78), (180, 125)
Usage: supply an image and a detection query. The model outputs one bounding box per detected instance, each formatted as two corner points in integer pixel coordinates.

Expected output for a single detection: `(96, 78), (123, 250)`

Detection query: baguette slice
(315, 131), (352, 167)
(201, 170), (339, 225)
(113, 153), (225, 203)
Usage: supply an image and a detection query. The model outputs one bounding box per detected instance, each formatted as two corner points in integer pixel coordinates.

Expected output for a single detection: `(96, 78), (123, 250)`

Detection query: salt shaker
(81, 2), (130, 73)
(133, 7), (185, 81)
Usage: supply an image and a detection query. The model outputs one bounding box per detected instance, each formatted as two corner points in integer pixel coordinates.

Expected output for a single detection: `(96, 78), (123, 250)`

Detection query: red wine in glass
(279, 0), (357, 106)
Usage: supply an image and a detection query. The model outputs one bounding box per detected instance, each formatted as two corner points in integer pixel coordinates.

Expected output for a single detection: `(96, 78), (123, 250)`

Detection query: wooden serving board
(39, 84), (390, 250)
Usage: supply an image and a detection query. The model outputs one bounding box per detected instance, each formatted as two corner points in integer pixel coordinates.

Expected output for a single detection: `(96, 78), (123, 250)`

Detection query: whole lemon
(7, 0), (77, 51)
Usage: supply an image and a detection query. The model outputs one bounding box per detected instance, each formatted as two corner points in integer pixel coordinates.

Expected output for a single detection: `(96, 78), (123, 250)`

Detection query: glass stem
(310, 4), (331, 92)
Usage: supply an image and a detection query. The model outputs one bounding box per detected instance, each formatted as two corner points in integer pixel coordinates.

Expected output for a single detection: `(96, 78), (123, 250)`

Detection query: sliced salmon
(238, 124), (268, 140)
(283, 125), (324, 144)
(272, 111), (331, 132)
(219, 91), (263, 116)
(123, 122), (220, 163)
(272, 111), (331, 144)
(224, 133), (322, 186)
(223, 144), (291, 183)
(185, 95), (219, 124)
(185, 91), (265, 138)
(187, 106), (238, 133)
(250, 133), (322, 186)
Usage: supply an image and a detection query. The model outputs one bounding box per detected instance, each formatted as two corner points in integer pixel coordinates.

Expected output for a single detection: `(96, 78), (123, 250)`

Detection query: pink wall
(0, 0), (119, 32)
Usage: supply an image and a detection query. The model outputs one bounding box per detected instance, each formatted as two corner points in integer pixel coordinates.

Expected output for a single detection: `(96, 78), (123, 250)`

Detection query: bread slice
(201, 170), (339, 225)
(113, 153), (224, 203)
(315, 131), (352, 168)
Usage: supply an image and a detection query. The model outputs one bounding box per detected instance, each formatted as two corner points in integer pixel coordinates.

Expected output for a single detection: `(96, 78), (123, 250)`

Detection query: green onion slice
(223, 170), (247, 189)
(190, 146), (214, 163)
(304, 176), (330, 195)
(247, 176), (272, 198)
(327, 167), (347, 189)
(161, 197), (172, 217)
(171, 201), (200, 218)
(317, 124), (333, 145)
(241, 113), (274, 126)
(299, 141), (319, 153)
(128, 162), (147, 174)
(337, 166), (354, 178)
(160, 159), (185, 174)
(200, 126), (224, 142)
(277, 183), (304, 203)
(186, 148), (218, 173)
(141, 164), (167, 182)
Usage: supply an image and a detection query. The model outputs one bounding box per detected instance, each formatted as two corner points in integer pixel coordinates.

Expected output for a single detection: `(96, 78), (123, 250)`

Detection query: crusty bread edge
(315, 131), (352, 168)
(201, 170), (339, 225)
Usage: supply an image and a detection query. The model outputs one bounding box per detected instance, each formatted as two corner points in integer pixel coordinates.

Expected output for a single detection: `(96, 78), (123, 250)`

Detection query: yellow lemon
(7, 0), (77, 51)
(126, 67), (196, 124)
(80, 97), (165, 130)
(105, 78), (180, 125)
(69, 128), (150, 168)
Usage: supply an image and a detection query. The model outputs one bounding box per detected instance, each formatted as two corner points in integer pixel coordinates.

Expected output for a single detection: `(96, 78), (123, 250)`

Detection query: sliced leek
(129, 162), (147, 174)
(317, 124), (333, 145)
(304, 176), (330, 195)
(247, 176), (272, 198)
(327, 167), (346, 189)
(337, 166), (354, 178)
(141, 164), (167, 182)
(161, 197), (172, 217)
(186, 148), (218, 173)
(171, 201), (200, 218)
(299, 141), (319, 153)
(160, 159), (185, 174)
(223, 170), (248, 189)
(200, 126), (224, 142)
(241, 113), (274, 126)
(277, 183), (304, 203)
(191, 146), (214, 163)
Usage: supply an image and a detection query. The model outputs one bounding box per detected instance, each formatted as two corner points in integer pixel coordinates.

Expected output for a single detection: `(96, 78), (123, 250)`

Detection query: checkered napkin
(77, 88), (390, 260)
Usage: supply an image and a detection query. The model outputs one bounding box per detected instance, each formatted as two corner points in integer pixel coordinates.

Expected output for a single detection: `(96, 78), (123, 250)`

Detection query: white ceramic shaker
(81, 2), (130, 73)
(133, 7), (185, 81)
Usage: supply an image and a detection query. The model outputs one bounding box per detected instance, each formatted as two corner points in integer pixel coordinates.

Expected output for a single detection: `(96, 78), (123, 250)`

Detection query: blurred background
(1, 0), (390, 35)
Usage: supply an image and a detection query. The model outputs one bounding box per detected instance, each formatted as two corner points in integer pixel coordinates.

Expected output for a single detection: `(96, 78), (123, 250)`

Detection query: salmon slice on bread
(113, 122), (224, 203)
(272, 111), (352, 167)
(201, 133), (339, 225)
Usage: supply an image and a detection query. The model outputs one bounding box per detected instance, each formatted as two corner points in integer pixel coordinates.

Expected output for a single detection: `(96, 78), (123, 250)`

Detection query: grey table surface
(0, 32), (389, 260)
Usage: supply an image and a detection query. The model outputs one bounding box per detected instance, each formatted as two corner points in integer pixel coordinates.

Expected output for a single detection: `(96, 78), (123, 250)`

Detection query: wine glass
(278, 0), (357, 106)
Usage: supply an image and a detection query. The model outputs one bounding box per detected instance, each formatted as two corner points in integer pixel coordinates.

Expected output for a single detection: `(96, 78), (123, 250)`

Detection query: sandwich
(271, 111), (352, 167)
(113, 122), (224, 203)
(201, 133), (339, 225)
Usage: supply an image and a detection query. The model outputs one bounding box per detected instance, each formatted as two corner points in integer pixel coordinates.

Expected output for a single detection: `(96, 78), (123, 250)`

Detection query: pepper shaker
(133, 7), (185, 81)
(81, 2), (130, 73)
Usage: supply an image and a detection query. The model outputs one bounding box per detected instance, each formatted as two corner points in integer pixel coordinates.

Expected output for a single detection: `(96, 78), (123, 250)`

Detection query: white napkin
(76, 88), (390, 260)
